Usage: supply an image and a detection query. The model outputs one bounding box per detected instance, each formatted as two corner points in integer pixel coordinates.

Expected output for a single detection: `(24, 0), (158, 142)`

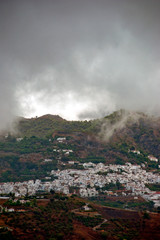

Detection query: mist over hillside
(0, 109), (160, 240)
(1, 109), (159, 159)
(1, 0), (160, 130)
(1, 1), (160, 239)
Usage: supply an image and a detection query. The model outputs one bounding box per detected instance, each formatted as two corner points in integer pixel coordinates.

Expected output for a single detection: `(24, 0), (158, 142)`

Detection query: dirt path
(93, 218), (107, 231)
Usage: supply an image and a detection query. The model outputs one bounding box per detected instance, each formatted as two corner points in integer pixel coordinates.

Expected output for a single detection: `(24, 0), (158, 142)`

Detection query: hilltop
(15, 109), (160, 157)
(15, 114), (91, 138)
(0, 110), (160, 239)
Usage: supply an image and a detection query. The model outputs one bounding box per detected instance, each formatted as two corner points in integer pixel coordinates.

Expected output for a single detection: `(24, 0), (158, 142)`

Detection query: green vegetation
(146, 183), (160, 191)
(100, 181), (124, 191)
(104, 200), (154, 211)
(79, 156), (106, 164)
(0, 192), (159, 240)
(0, 227), (16, 240)
(17, 115), (93, 138)
(89, 196), (155, 211)
(104, 109), (126, 124)
(0, 136), (52, 154)
(0, 109), (160, 182)
(3, 193), (87, 240)
(143, 211), (151, 219)
(4, 198), (37, 207)
(0, 110), (160, 240)
(0, 136), (59, 182)
(73, 215), (103, 227)
(96, 217), (141, 240)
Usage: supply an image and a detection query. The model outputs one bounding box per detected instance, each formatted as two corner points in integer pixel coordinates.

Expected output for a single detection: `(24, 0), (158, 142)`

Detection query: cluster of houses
(129, 149), (159, 163)
(50, 162), (160, 205)
(0, 204), (14, 213)
(53, 148), (73, 156)
(56, 137), (66, 143)
(0, 162), (160, 207)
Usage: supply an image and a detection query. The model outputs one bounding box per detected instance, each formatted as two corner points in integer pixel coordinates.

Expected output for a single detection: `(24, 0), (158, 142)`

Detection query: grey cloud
(0, 0), (160, 129)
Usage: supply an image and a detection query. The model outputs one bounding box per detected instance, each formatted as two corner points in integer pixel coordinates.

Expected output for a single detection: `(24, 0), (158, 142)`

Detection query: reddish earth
(92, 204), (160, 240)
(138, 213), (160, 240)
(96, 205), (140, 220)
(19, 153), (43, 163)
(0, 198), (160, 240)
(36, 199), (50, 207)
(72, 222), (103, 240)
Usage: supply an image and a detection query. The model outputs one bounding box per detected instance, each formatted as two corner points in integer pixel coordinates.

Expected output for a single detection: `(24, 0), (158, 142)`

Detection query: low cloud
(0, 0), (160, 130)
(98, 110), (146, 142)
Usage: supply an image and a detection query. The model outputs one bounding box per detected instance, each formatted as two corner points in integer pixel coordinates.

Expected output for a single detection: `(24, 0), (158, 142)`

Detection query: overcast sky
(0, 0), (160, 129)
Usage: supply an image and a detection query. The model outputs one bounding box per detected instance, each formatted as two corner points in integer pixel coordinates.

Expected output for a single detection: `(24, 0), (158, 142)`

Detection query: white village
(0, 158), (160, 208)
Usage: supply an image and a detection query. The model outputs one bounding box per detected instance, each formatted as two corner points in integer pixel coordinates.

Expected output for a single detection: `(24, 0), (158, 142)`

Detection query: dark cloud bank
(0, 0), (160, 129)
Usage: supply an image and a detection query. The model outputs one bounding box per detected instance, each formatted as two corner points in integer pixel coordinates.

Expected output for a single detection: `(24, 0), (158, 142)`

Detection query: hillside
(0, 193), (160, 240)
(0, 110), (160, 239)
(0, 110), (160, 182)
(15, 114), (92, 138)
(16, 109), (160, 158)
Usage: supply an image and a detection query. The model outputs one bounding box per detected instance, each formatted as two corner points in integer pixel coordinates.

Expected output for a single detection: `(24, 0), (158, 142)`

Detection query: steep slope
(0, 110), (159, 182)
(101, 110), (160, 158)
(9, 110), (160, 160)
(16, 114), (92, 138)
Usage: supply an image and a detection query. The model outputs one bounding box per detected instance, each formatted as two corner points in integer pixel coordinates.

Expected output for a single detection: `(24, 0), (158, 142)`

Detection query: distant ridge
(37, 114), (65, 121)
(10, 109), (160, 159)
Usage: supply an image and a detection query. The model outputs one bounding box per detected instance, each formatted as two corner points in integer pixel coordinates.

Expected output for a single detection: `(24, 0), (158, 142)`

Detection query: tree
(50, 189), (55, 195)
(143, 211), (150, 219)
